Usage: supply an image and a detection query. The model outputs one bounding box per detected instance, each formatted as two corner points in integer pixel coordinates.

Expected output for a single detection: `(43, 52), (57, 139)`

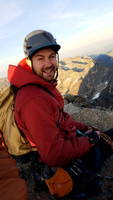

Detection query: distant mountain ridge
(1, 50), (113, 110)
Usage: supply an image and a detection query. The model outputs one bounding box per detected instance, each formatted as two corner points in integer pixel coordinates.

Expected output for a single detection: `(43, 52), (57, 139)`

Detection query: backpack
(0, 78), (36, 155)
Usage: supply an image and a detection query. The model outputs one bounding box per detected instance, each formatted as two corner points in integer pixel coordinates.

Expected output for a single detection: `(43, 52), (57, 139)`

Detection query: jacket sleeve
(62, 111), (89, 131)
(19, 96), (91, 167)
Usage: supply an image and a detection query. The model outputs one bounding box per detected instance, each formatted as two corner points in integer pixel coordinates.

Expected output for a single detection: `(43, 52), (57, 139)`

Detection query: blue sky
(1, 0), (113, 77)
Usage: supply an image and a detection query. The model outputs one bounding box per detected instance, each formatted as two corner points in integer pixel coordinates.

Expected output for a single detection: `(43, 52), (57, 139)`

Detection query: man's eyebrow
(34, 53), (56, 57)
(34, 54), (44, 57)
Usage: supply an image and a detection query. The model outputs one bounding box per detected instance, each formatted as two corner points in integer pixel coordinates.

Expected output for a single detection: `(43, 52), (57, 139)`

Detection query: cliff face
(58, 53), (113, 110)
(58, 56), (95, 96)
(64, 103), (113, 131)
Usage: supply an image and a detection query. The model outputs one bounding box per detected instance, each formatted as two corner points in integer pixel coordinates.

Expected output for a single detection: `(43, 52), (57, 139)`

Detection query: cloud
(52, 11), (83, 20)
(48, 0), (84, 21)
(60, 16), (113, 58)
(61, 27), (113, 53)
(60, 36), (113, 58)
(0, 54), (23, 68)
(0, 33), (8, 40)
(0, 52), (24, 78)
(51, 0), (71, 11)
(60, 9), (113, 50)
(85, 11), (113, 33)
(0, 1), (23, 26)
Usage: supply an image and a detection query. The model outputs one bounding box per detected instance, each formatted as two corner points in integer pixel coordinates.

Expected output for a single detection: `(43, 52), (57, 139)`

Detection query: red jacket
(8, 58), (91, 166)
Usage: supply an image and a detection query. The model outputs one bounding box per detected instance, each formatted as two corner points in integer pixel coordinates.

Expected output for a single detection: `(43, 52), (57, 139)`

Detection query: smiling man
(7, 30), (113, 199)
(31, 48), (58, 81)
(8, 30), (93, 167)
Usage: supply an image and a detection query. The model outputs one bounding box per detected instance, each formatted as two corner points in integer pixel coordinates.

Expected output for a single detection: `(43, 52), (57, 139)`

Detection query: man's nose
(45, 58), (52, 66)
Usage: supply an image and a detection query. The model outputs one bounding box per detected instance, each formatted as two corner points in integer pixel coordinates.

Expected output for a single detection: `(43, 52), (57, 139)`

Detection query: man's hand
(85, 127), (93, 134)
(85, 131), (100, 145)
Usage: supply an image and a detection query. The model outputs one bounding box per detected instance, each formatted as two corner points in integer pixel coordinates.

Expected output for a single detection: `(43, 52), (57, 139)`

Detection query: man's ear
(26, 58), (32, 67)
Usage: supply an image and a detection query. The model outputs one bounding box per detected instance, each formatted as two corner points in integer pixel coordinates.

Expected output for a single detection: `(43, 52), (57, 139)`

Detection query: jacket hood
(8, 58), (57, 89)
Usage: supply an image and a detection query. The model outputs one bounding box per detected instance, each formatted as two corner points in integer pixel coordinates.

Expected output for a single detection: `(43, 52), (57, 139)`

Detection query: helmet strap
(30, 59), (37, 75)
(54, 53), (59, 80)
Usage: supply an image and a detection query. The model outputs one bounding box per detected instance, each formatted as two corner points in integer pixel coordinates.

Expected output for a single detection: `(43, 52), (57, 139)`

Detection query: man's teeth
(44, 68), (54, 73)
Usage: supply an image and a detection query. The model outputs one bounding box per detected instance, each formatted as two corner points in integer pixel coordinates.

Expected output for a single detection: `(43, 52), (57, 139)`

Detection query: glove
(76, 129), (100, 145)
(85, 131), (100, 145)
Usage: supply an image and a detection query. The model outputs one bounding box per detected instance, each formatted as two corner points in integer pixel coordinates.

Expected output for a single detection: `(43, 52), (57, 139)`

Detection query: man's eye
(51, 55), (56, 59)
(37, 58), (43, 61)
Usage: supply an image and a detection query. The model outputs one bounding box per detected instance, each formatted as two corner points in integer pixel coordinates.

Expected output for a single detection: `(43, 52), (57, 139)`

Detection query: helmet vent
(42, 32), (55, 43)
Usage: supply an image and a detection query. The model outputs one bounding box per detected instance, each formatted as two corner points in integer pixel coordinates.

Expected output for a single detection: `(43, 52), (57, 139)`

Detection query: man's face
(31, 48), (58, 81)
